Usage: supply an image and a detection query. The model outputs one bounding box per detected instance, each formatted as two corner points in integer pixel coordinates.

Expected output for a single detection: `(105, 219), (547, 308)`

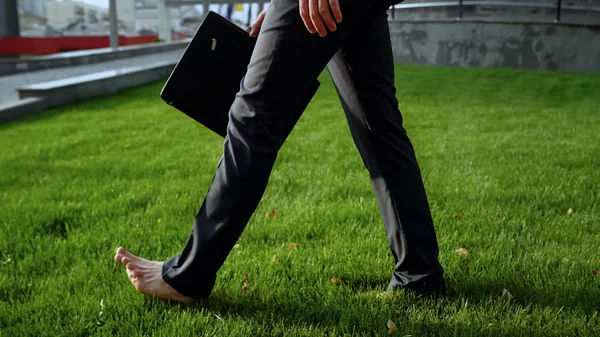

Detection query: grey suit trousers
(162, 0), (445, 298)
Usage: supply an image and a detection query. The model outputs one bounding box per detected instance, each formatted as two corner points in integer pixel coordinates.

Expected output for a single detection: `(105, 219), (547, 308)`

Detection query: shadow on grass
(332, 272), (600, 315)
(452, 276), (600, 314)
(138, 272), (599, 336)
(163, 292), (582, 337)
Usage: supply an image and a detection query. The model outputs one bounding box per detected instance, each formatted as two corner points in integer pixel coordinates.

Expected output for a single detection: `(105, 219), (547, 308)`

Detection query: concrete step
(0, 61), (175, 124)
(0, 97), (47, 124)
(0, 40), (189, 77)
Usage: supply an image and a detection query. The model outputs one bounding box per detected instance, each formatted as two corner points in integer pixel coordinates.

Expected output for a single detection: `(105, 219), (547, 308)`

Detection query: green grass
(1, 64), (599, 336)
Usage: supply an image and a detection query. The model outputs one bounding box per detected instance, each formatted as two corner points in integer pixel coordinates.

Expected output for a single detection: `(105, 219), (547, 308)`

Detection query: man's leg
(159, 0), (381, 299)
(327, 8), (445, 295)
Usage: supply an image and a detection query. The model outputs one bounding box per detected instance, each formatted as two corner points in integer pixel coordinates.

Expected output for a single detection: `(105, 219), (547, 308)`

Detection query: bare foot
(114, 247), (193, 303)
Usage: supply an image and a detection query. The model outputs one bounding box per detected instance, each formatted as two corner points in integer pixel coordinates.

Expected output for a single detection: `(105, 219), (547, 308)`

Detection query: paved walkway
(0, 49), (185, 105)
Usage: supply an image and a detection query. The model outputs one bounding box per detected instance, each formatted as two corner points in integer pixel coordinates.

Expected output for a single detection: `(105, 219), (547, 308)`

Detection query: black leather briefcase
(160, 11), (320, 138)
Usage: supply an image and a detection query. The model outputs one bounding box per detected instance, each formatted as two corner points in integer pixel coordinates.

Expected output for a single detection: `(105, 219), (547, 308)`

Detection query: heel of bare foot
(114, 247), (194, 303)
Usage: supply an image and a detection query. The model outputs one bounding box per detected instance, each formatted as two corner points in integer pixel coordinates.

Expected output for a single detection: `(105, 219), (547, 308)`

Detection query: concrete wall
(389, 21), (600, 72)
(392, 1), (600, 26)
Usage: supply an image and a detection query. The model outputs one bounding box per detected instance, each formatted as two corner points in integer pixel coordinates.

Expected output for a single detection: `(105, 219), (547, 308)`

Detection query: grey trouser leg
(327, 9), (444, 294)
(162, 0), (443, 298)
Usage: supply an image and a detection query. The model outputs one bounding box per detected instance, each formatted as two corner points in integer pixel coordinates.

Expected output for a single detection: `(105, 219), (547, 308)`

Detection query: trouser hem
(161, 256), (216, 299)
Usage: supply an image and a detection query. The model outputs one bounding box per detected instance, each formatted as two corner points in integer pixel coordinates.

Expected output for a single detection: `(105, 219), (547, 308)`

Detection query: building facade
(117, 0), (137, 33)
(18, 0), (46, 19)
(136, 3), (200, 35)
(46, 0), (107, 30)
(46, 0), (136, 34)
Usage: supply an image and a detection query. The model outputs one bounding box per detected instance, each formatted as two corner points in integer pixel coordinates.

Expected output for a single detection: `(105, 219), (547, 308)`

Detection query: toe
(128, 268), (143, 280)
(133, 268), (144, 278)
(126, 262), (136, 271)
(133, 280), (147, 293)
(118, 247), (141, 262)
(114, 254), (125, 263)
(125, 264), (143, 279)
(118, 247), (136, 259)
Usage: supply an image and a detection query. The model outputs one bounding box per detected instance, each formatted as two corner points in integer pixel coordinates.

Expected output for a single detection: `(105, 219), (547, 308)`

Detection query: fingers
(309, 0), (327, 37)
(300, 0), (317, 34)
(250, 9), (267, 37)
(318, 0), (337, 33)
(301, 0), (341, 37)
(329, 0), (343, 23)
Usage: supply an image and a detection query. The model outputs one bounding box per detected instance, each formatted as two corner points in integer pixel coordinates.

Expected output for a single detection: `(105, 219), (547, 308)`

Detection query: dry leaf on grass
(567, 208), (574, 216)
(387, 319), (398, 334)
(268, 210), (277, 218)
(455, 213), (464, 219)
(241, 276), (248, 294)
(592, 269), (599, 276)
(288, 243), (299, 250)
(455, 248), (470, 257)
(272, 255), (278, 263)
(330, 277), (341, 285)
(501, 288), (513, 300)
(493, 217), (502, 224)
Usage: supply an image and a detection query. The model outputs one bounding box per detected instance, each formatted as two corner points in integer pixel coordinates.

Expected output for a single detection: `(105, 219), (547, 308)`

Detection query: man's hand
(249, 0), (343, 38)
(249, 7), (268, 37)
(301, 0), (342, 37)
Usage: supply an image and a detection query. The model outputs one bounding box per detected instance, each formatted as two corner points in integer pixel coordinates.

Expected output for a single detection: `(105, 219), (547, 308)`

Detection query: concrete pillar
(247, 3), (253, 27)
(0, 0), (20, 38)
(109, 0), (119, 49)
(158, 0), (172, 42)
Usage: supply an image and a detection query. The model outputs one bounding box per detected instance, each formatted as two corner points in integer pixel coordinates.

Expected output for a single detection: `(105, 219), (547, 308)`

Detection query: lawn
(1, 64), (599, 337)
